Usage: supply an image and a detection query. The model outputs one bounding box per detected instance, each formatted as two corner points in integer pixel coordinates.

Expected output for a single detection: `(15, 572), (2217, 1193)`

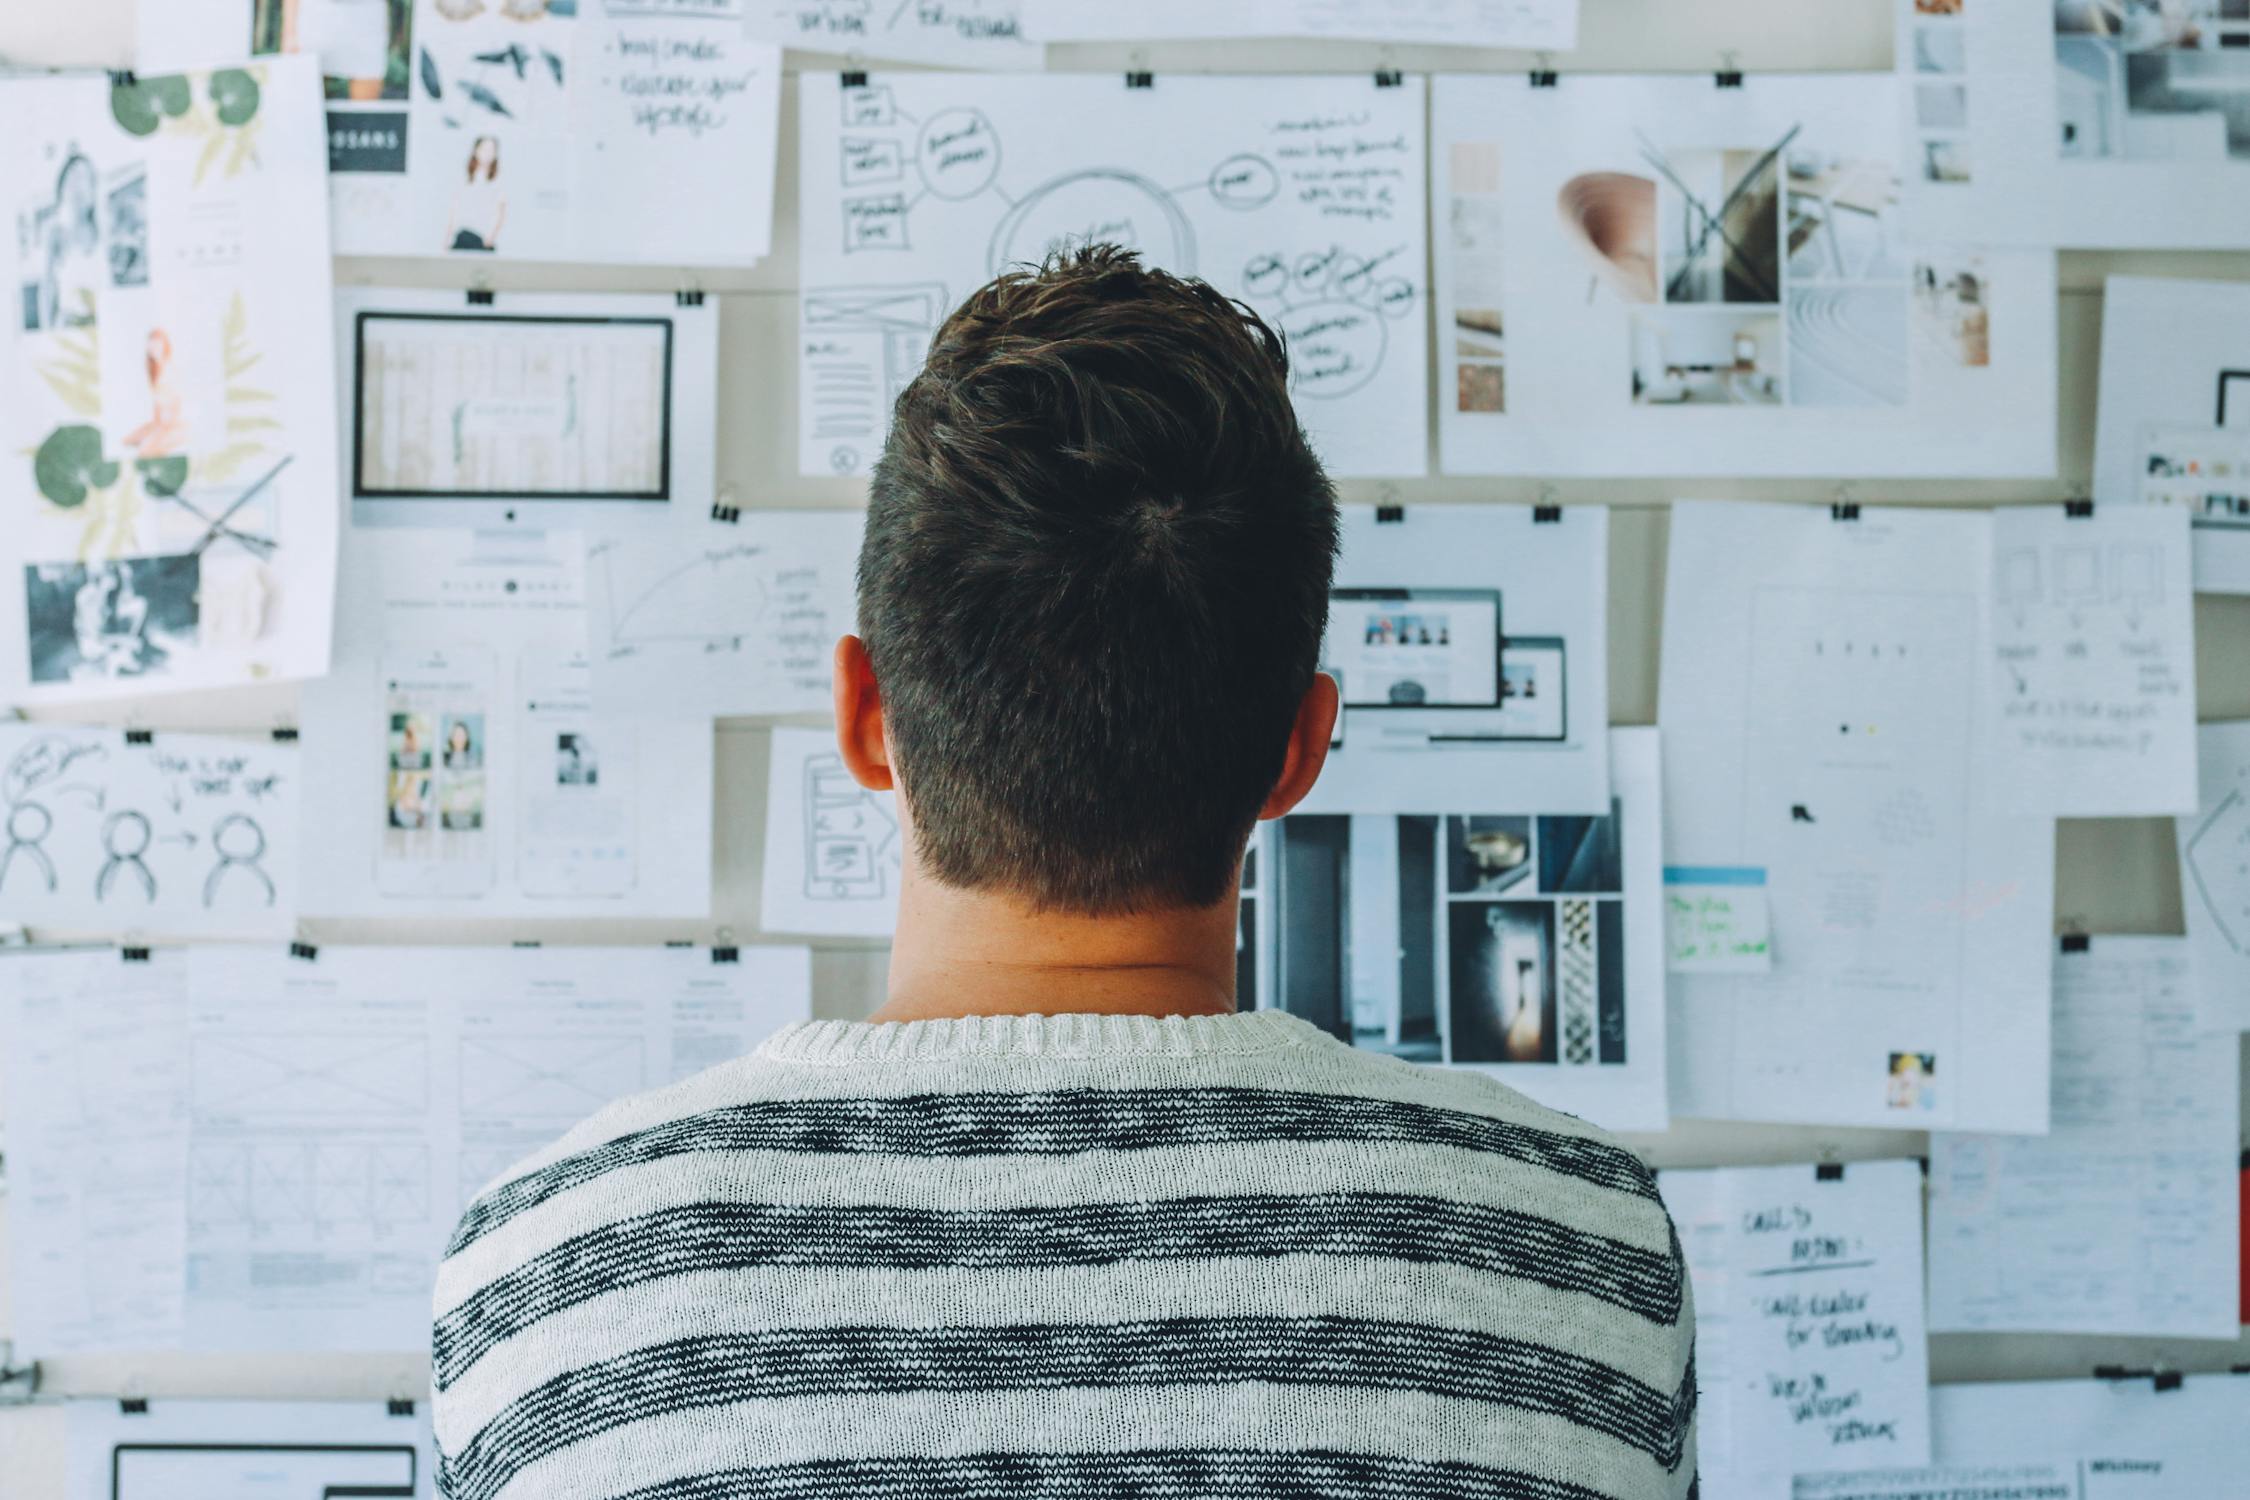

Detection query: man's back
(433, 1009), (1696, 1500)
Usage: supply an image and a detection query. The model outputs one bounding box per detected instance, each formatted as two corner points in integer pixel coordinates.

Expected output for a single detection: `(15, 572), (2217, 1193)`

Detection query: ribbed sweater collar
(757, 1008), (1324, 1064)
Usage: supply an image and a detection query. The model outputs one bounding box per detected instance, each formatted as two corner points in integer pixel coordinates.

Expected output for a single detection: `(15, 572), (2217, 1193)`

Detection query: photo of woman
(123, 328), (187, 456)
(447, 136), (505, 253)
(442, 715), (482, 770)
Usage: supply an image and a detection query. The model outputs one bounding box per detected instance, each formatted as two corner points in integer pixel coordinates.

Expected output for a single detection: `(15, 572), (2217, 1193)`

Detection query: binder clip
(1814, 1162), (1845, 1181)
(676, 289), (705, 307)
(388, 1397), (418, 1417)
(1374, 69), (1404, 89)
(841, 70), (869, 88)
(108, 69), (139, 89)
(466, 288), (496, 307)
(710, 500), (742, 524)
(2060, 932), (2090, 953)
(712, 946), (741, 964)
(1530, 53), (1559, 88)
(1126, 71), (1154, 89)
(1715, 53), (1744, 89)
(290, 940), (319, 962)
(125, 727), (155, 745)
(1533, 505), (1563, 524)
(271, 726), (300, 742)
(121, 946), (152, 963)
(2063, 497), (2095, 518)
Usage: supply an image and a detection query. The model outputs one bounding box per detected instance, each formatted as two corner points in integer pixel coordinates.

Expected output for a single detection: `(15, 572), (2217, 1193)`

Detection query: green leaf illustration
(34, 425), (120, 508)
(110, 82), (160, 136)
(209, 68), (261, 127)
(136, 455), (189, 497)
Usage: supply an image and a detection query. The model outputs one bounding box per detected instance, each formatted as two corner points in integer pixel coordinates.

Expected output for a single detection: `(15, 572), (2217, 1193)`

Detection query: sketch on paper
(1, 61), (339, 701)
(1020, 0), (1580, 49)
(1661, 502), (2055, 1133)
(1434, 73), (2056, 477)
(800, 73), (1430, 477)
(1988, 504), (2197, 817)
(761, 726), (902, 936)
(0, 723), (297, 937)
(804, 750), (900, 902)
(586, 508), (861, 717)
(2180, 721), (2250, 1033)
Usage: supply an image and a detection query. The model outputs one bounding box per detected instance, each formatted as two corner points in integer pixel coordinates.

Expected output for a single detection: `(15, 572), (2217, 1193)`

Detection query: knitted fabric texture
(432, 1008), (1698, 1500)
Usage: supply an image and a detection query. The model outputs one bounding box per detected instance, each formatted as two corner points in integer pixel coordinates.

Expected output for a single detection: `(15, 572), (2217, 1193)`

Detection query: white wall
(4, 0), (2248, 1482)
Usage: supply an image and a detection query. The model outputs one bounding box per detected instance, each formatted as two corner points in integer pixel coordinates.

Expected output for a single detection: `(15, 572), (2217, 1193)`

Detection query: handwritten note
(1662, 1161), (1931, 1492)
(1929, 938), (2239, 1340)
(1665, 865), (1773, 973)
(1989, 505), (2198, 816)
(747, 1), (1040, 67)
(571, 11), (780, 261)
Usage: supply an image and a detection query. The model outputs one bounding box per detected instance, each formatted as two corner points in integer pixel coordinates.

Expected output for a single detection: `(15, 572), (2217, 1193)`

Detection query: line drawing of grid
(189, 1142), (430, 1229)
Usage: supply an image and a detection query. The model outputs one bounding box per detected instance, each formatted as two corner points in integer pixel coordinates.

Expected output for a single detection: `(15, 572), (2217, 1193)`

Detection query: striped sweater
(432, 1009), (1697, 1500)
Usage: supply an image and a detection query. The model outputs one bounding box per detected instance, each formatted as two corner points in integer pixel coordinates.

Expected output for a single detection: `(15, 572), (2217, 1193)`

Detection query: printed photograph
(16, 148), (102, 332)
(1270, 815), (1443, 1063)
(1448, 901), (1556, 1064)
(1887, 1050), (1939, 1111)
(1457, 359), (1504, 412)
(1917, 80), (1971, 130)
(1914, 25), (1970, 72)
(24, 554), (199, 685)
(389, 711), (435, 771)
(1446, 815), (1534, 896)
(556, 730), (598, 786)
(1921, 137), (1973, 183)
(252, 0), (415, 101)
(1656, 146), (1782, 304)
(1628, 309), (1785, 404)
(1914, 257), (1991, 368)
(387, 767), (432, 831)
(1788, 286), (1910, 407)
(439, 765), (485, 831)
(442, 713), (484, 771)
(2057, 0), (2250, 162)
(1536, 802), (1624, 894)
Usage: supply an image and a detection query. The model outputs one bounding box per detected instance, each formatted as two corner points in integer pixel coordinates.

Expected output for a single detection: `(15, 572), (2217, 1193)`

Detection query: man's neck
(869, 865), (1241, 1024)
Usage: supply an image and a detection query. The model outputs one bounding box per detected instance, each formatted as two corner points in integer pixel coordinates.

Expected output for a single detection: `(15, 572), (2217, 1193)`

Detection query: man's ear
(832, 634), (894, 792)
(1259, 670), (1339, 820)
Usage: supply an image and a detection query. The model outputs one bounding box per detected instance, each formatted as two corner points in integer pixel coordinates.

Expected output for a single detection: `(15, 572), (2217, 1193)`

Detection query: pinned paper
(1665, 866), (1773, 974)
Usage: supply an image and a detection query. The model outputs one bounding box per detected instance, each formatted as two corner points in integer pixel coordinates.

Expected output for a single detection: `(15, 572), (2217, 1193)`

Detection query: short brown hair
(859, 245), (1338, 913)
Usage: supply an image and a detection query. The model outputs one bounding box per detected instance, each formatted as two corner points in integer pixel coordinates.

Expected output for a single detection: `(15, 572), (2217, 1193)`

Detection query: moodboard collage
(0, 0), (2247, 1495)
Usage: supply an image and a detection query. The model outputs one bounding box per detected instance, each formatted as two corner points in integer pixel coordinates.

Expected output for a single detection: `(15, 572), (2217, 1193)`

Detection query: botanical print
(1, 59), (338, 701)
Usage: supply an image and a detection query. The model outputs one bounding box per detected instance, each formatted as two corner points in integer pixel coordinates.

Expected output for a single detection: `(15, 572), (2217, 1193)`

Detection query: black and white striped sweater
(433, 1009), (1697, 1500)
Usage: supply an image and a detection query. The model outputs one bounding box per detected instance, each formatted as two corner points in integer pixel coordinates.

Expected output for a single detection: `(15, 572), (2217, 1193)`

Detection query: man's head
(838, 245), (1339, 914)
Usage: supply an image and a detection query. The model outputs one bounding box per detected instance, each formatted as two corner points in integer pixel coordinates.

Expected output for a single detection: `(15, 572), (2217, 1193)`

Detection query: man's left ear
(1259, 671), (1338, 820)
(832, 634), (894, 792)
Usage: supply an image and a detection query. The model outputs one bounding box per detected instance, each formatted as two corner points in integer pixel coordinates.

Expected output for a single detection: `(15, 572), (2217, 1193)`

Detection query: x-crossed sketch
(459, 1034), (647, 1117)
(191, 1033), (431, 1116)
(190, 1141), (430, 1229)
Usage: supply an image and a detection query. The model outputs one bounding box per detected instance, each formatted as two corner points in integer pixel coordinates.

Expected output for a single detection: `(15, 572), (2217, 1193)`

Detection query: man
(433, 246), (1697, 1500)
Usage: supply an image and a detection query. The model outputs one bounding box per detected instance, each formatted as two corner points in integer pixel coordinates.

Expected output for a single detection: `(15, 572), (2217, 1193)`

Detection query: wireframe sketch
(461, 1035), (647, 1116)
(190, 1140), (429, 1229)
(804, 750), (900, 900)
(191, 1032), (431, 1116)
(802, 74), (1429, 477)
(2056, 0), (2250, 163)
(803, 282), (950, 474)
